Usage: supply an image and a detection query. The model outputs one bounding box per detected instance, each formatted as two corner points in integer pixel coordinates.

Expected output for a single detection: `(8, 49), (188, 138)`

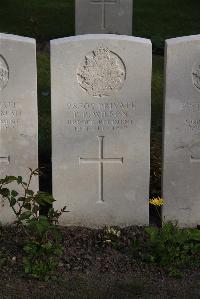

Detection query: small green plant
(22, 212), (65, 280)
(0, 168), (68, 280)
(133, 197), (200, 277)
(144, 222), (200, 277)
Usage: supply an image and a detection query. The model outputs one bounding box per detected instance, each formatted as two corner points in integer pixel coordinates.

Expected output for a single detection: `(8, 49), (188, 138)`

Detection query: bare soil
(0, 225), (199, 299)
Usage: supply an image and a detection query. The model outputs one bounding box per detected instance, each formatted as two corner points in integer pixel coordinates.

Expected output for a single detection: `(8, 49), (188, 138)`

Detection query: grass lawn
(134, 0), (200, 51)
(0, 0), (75, 40)
(0, 0), (200, 50)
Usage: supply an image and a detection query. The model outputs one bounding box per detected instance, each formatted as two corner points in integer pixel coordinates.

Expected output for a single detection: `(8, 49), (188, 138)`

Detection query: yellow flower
(149, 197), (164, 206)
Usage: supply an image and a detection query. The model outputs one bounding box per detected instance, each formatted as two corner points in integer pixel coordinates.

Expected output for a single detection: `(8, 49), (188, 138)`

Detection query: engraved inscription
(0, 55), (9, 91)
(66, 100), (135, 132)
(185, 119), (200, 131)
(0, 101), (22, 130)
(192, 64), (200, 91)
(90, 0), (119, 30)
(182, 102), (200, 112)
(79, 136), (123, 203)
(179, 102), (200, 132)
(77, 47), (126, 98)
(190, 156), (200, 163)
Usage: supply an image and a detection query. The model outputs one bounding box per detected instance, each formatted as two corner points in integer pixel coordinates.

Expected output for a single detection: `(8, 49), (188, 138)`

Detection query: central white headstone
(0, 34), (38, 224)
(51, 35), (151, 227)
(75, 0), (133, 35)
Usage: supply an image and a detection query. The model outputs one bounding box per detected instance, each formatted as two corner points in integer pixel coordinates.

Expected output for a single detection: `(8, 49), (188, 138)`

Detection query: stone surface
(0, 34), (38, 224)
(51, 34), (151, 227)
(163, 35), (200, 227)
(75, 0), (133, 35)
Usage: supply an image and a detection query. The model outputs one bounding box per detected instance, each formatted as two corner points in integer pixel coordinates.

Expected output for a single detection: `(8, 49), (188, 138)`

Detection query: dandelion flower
(149, 197), (164, 206)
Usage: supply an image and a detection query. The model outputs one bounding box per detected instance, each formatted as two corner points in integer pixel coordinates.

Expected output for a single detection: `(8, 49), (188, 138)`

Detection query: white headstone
(75, 0), (133, 35)
(163, 35), (200, 227)
(0, 34), (38, 224)
(51, 35), (151, 227)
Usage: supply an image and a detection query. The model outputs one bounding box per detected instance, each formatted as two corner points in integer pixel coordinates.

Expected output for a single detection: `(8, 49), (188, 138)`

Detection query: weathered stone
(163, 35), (200, 227)
(0, 34), (38, 224)
(75, 0), (133, 35)
(51, 34), (151, 227)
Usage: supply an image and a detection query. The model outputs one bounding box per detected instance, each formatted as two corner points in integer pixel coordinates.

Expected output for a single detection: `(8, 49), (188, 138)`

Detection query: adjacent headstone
(75, 0), (133, 35)
(51, 34), (151, 227)
(163, 35), (200, 227)
(0, 34), (38, 224)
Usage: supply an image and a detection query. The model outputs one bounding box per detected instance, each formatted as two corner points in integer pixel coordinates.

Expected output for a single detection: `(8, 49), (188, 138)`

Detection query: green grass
(0, 0), (74, 40)
(134, 0), (200, 50)
(37, 53), (51, 157)
(0, 0), (200, 50)
(151, 55), (164, 137)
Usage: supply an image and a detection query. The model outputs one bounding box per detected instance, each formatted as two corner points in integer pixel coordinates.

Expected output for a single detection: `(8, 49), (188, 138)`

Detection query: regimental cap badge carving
(0, 55), (9, 91)
(77, 46), (126, 98)
(192, 64), (200, 91)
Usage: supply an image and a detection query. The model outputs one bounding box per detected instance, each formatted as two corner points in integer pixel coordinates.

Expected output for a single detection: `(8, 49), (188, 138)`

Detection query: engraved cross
(0, 155), (9, 164)
(190, 155), (200, 163)
(79, 136), (123, 203)
(90, 0), (119, 30)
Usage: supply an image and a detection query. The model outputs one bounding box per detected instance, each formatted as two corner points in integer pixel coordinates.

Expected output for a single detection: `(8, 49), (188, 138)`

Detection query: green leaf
(23, 203), (32, 210)
(18, 211), (32, 221)
(4, 176), (17, 184)
(26, 189), (34, 196)
(11, 190), (18, 197)
(187, 230), (200, 241)
(0, 188), (10, 197)
(10, 197), (16, 207)
(145, 227), (159, 242)
(17, 197), (27, 202)
(132, 239), (140, 250)
(17, 176), (23, 184)
(35, 192), (55, 205)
